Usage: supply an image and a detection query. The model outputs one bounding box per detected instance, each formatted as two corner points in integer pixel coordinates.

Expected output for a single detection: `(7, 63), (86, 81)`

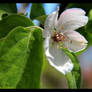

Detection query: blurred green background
(17, 3), (92, 88)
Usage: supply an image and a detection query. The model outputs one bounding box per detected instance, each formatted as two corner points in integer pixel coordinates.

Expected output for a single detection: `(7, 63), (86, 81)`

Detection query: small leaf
(36, 15), (48, 25)
(86, 21), (92, 33)
(85, 31), (92, 47)
(0, 26), (44, 88)
(0, 14), (34, 39)
(85, 9), (92, 34)
(30, 3), (46, 20)
(0, 10), (8, 21)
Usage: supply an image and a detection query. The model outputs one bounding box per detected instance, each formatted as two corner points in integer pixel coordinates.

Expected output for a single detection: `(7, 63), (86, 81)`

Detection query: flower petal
(44, 7), (59, 30)
(43, 7), (59, 38)
(63, 30), (88, 52)
(44, 35), (73, 75)
(57, 8), (88, 33)
(42, 29), (51, 38)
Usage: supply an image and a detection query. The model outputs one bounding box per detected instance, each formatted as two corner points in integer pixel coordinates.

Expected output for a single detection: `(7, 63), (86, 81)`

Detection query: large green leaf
(0, 26), (44, 88)
(16, 26), (44, 88)
(0, 14), (34, 39)
(30, 3), (46, 20)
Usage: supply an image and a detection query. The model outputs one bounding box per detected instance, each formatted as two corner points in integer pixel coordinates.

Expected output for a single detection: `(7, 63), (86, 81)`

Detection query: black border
(0, 0), (92, 3)
(0, 89), (91, 91)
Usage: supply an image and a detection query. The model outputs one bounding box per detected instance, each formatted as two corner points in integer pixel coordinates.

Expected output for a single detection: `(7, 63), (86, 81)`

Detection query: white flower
(43, 7), (88, 75)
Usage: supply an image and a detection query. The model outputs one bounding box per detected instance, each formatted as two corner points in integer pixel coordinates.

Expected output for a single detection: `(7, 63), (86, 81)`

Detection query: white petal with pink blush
(43, 7), (88, 75)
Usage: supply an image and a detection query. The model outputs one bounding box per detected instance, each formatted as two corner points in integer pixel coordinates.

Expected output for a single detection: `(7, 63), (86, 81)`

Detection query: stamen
(51, 32), (66, 43)
(51, 32), (69, 49)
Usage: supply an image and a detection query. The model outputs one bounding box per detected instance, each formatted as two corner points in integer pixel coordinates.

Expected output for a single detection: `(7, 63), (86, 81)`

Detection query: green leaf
(0, 26), (44, 88)
(0, 10), (8, 21)
(16, 26), (44, 88)
(0, 3), (17, 13)
(36, 15), (48, 25)
(30, 3), (46, 20)
(89, 9), (92, 20)
(0, 3), (17, 20)
(84, 31), (92, 47)
(85, 9), (92, 34)
(59, 45), (81, 89)
(81, 9), (92, 47)
(0, 14), (34, 39)
(67, 3), (92, 15)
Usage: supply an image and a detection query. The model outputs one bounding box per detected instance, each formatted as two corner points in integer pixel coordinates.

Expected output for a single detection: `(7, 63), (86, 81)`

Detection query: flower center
(51, 32), (65, 43)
